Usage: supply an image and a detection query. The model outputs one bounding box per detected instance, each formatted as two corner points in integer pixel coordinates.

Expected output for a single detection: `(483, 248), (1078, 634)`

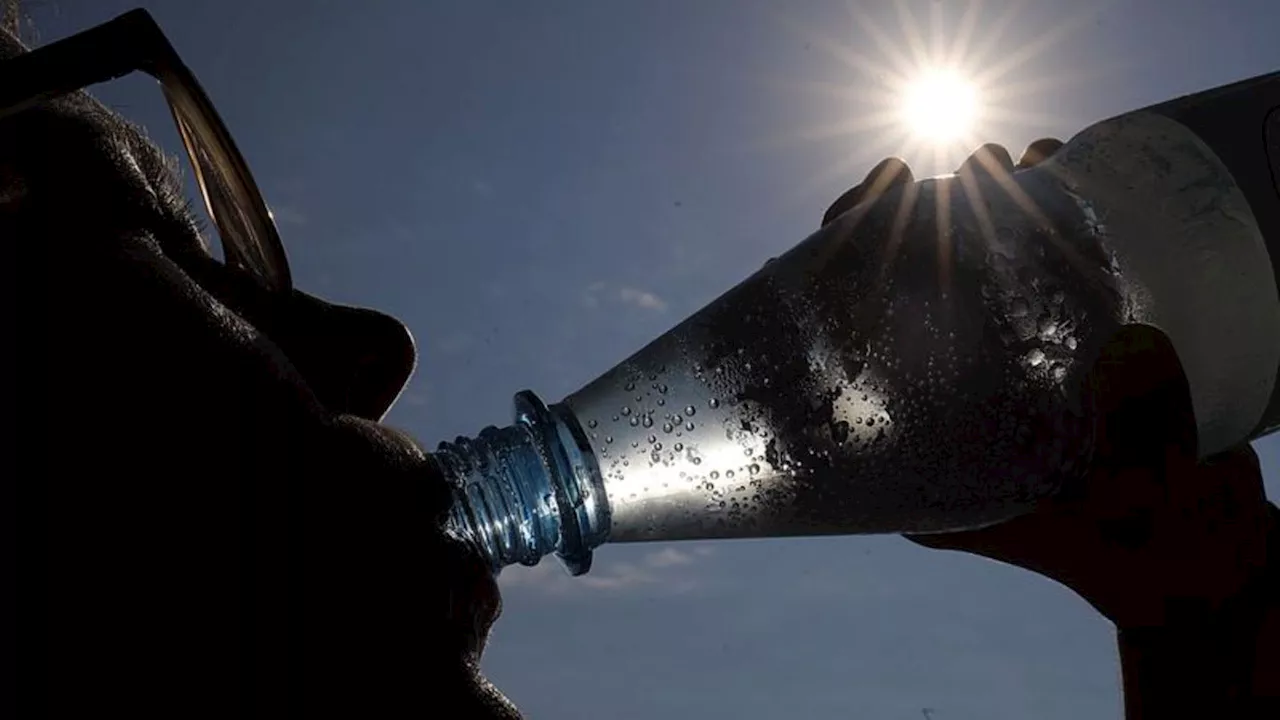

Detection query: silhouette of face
(4, 23), (520, 718)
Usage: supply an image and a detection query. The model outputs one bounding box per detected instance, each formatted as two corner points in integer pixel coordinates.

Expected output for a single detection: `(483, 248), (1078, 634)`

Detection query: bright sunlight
(771, 0), (1098, 180)
(900, 67), (981, 142)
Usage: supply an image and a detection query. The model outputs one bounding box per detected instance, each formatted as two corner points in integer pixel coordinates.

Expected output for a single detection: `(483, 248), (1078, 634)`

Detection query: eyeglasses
(0, 8), (292, 293)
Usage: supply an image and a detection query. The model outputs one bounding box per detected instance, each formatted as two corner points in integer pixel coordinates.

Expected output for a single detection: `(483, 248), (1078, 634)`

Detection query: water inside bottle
(564, 168), (1123, 543)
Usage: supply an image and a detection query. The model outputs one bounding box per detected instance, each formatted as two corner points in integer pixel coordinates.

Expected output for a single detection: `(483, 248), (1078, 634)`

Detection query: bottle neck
(434, 391), (611, 575)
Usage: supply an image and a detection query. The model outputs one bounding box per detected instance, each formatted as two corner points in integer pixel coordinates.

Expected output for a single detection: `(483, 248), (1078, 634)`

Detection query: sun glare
(900, 68), (980, 143)
(768, 0), (1095, 184)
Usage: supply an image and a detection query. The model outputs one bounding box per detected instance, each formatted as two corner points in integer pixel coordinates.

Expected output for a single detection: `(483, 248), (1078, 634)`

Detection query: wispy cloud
(583, 281), (668, 312)
(499, 545), (713, 597)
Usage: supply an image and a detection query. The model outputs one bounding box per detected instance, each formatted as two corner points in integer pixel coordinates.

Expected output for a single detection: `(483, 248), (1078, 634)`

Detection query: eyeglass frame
(0, 8), (293, 294)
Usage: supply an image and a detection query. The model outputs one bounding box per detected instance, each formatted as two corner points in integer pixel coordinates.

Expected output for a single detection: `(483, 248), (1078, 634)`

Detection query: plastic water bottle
(437, 70), (1280, 576)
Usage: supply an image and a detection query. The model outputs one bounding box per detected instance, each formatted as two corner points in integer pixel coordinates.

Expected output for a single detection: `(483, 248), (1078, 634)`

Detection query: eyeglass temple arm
(0, 10), (166, 120)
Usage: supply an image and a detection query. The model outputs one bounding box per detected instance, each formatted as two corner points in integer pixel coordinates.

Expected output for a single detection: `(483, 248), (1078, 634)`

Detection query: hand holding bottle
(824, 145), (1280, 713)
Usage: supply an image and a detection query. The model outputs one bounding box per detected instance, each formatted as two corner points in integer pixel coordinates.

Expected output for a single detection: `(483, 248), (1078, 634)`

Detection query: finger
(821, 156), (914, 227)
(955, 142), (1015, 180)
(1016, 137), (1064, 168)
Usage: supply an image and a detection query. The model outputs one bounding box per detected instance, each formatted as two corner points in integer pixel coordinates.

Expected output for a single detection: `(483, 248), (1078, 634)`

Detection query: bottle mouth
(439, 390), (612, 576)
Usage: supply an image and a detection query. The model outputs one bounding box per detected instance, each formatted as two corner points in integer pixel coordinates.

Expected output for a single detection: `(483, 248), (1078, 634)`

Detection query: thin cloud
(583, 281), (668, 313)
(618, 286), (668, 312)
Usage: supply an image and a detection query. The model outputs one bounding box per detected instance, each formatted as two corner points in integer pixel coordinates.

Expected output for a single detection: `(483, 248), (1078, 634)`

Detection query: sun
(899, 67), (981, 143)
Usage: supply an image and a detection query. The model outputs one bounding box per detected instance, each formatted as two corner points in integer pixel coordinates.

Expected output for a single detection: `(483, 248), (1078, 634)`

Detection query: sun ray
(947, 0), (984, 69)
(929, 0), (945, 67)
(875, 180), (923, 292)
(934, 168), (955, 297)
(782, 126), (915, 211)
(774, 12), (905, 87)
(979, 104), (1070, 130)
(796, 109), (907, 142)
(754, 75), (899, 107)
(961, 0), (1026, 78)
(972, 5), (1102, 88)
(846, 1), (918, 83)
(893, 0), (931, 73)
(956, 163), (1001, 265)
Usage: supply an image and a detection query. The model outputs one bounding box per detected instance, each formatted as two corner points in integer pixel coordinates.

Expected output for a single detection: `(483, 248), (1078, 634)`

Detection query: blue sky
(35, 1), (1280, 717)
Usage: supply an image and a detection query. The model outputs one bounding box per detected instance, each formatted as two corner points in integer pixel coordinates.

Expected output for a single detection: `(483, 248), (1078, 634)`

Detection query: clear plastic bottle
(438, 71), (1280, 575)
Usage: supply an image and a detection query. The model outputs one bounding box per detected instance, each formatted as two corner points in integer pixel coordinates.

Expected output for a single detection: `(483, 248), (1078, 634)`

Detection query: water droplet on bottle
(629, 416), (640, 427)
(611, 415), (619, 422)
(640, 416), (653, 428)
(587, 419), (598, 428)
(605, 435), (614, 444)
(749, 463), (760, 475)
(866, 417), (875, 427)
(692, 457), (702, 465)
(621, 406), (631, 416)
(658, 384), (668, 394)
(648, 434), (656, 444)
(624, 381), (635, 391)
(654, 442), (662, 451)
(709, 398), (720, 409)
(684, 405), (696, 416)
(657, 398), (666, 406)
(662, 422), (673, 433)
(686, 422), (696, 432)
(726, 470), (735, 479)
(674, 442), (684, 451)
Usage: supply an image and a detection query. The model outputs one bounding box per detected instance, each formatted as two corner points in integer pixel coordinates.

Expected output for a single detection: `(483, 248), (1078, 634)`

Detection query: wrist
(1116, 503), (1280, 717)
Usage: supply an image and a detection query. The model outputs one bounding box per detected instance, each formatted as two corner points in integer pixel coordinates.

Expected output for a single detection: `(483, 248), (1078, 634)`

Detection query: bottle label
(1051, 110), (1280, 457)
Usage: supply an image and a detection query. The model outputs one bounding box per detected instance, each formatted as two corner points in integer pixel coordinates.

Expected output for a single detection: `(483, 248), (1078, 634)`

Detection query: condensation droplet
(629, 416), (640, 427)
(710, 471), (720, 480)
(642, 415), (654, 428)
(662, 422), (673, 433)
(624, 382), (635, 391)
(674, 442), (684, 451)
(621, 406), (631, 416)
(648, 434), (656, 444)
(654, 442), (662, 451)
(725, 470), (735, 479)
(749, 463), (760, 474)
(605, 435), (614, 444)
(686, 422), (696, 432)
(709, 398), (720, 409)
(587, 419), (598, 428)
(657, 398), (666, 406)
(685, 405), (696, 416)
